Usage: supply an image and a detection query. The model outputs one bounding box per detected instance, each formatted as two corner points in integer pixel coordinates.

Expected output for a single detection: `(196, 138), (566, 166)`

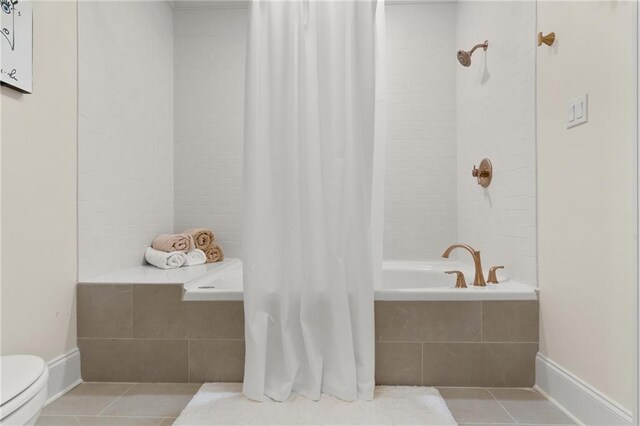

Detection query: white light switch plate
(566, 94), (588, 129)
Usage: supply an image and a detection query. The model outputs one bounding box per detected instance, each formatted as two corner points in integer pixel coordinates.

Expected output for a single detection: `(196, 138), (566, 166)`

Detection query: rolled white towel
(185, 249), (207, 266)
(145, 247), (187, 269)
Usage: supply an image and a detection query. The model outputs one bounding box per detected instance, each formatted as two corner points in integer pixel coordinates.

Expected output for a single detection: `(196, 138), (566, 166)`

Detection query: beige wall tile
(132, 285), (187, 338)
(423, 343), (537, 387)
(483, 343), (537, 387)
(77, 285), (132, 338)
(375, 301), (481, 342)
(423, 343), (484, 386)
(375, 342), (422, 385)
(78, 339), (188, 382)
(189, 340), (245, 383)
(482, 301), (539, 342)
(132, 285), (244, 339)
(187, 302), (244, 339)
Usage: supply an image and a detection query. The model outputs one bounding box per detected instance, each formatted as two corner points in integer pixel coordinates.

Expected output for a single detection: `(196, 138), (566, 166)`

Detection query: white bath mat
(174, 383), (457, 425)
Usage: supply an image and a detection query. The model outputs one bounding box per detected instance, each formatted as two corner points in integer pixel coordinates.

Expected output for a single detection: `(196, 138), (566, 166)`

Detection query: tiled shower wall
(173, 9), (246, 259)
(78, 1), (174, 280)
(456, 2), (537, 286)
(172, 4), (460, 261)
(78, 3), (537, 283)
(383, 4), (458, 260)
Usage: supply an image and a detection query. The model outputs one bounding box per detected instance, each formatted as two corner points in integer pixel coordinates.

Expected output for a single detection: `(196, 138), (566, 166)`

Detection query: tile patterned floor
(36, 383), (575, 425)
(440, 387), (575, 425)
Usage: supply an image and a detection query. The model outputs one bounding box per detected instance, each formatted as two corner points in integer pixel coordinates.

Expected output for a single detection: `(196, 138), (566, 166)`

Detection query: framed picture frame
(1, 0), (33, 93)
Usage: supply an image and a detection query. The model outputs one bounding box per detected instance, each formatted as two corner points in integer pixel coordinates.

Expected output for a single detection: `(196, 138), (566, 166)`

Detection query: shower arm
(468, 41), (489, 55)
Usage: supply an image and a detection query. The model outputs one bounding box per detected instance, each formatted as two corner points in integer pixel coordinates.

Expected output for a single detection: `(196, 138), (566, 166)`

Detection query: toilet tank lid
(1, 355), (46, 406)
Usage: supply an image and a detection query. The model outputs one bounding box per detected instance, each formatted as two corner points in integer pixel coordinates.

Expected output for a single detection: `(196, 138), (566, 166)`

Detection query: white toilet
(0, 356), (49, 426)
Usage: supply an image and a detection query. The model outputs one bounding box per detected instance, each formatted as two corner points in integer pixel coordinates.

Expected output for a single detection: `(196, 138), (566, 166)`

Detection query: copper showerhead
(457, 40), (488, 67)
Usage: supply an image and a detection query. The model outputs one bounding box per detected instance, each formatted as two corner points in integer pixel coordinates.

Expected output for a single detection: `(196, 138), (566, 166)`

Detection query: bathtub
(182, 258), (537, 301)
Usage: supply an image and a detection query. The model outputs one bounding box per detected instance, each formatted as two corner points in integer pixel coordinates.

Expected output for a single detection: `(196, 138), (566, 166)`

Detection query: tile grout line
(131, 285), (134, 338)
(480, 301), (483, 342)
(377, 339), (539, 344)
(39, 415), (77, 419)
(75, 415), (168, 419)
(486, 388), (519, 424)
(458, 423), (515, 425)
(78, 338), (537, 343)
(96, 383), (137, 417)
(438, 386), (531, 390)
(78, 337), (246, 341)
(420, 342), (424, 386)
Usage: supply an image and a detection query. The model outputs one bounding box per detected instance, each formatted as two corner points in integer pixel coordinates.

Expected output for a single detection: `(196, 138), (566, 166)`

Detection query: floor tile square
(41, 383), (134, 416)
(75, 416), (163, 425)
(488, 388), (574, 425)
(100, 383), (201, 418)
(439, 387), (515, 424)
(35, 416), (80, 425)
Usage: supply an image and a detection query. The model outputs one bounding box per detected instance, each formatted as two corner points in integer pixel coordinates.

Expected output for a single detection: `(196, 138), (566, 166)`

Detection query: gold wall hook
(538, 32), (555, 47)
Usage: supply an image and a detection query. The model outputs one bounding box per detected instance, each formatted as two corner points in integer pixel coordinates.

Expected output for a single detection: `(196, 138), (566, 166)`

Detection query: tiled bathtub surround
(375, 301), (538, 387)
(77, 285), (244, 383)
(77, 284), (538, 387)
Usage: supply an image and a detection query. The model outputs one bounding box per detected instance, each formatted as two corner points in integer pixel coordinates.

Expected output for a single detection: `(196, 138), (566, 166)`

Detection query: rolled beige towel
(184, 228), (215, 250)
(205, 243), (224, 263)
(152, 234), (194, 253)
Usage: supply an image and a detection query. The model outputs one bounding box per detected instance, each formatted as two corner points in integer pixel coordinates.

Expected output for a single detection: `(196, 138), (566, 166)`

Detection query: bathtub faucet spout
(441, 244), (486, 286)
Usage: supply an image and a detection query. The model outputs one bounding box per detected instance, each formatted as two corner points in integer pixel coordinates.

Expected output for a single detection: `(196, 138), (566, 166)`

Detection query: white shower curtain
(243, 0), (384, 402)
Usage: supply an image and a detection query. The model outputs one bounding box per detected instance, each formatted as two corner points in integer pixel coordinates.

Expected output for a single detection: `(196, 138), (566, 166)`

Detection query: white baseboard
(45, 348), (82, 406)
(535, 353), (633, 425)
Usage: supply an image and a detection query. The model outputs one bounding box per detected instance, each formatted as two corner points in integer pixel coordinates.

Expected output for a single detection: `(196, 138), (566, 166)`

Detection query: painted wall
(537, 1), (637, 412)
(78, 1), (174, 280)
(173, 8), (246, 259)
(384, 3), (458, 260)
(456, 1), (537, 286)
(1, 1), (78, 361)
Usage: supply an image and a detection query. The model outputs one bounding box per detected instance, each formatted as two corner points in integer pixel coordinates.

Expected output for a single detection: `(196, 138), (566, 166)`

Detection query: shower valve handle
(472, 159), (493, 188)
(472, 166), (489, 178)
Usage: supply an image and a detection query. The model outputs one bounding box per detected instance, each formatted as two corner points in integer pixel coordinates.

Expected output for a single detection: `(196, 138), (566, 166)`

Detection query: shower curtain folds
(242, 0), (384, 402)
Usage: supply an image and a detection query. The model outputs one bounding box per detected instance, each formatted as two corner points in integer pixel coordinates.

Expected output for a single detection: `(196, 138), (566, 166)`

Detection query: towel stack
(144, 229), (224, 270)
(184, 228), (224, 263)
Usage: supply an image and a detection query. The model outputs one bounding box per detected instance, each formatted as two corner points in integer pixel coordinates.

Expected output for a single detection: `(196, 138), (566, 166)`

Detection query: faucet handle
(445, 270), (467, 288)
(487, 266), (504, 284)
